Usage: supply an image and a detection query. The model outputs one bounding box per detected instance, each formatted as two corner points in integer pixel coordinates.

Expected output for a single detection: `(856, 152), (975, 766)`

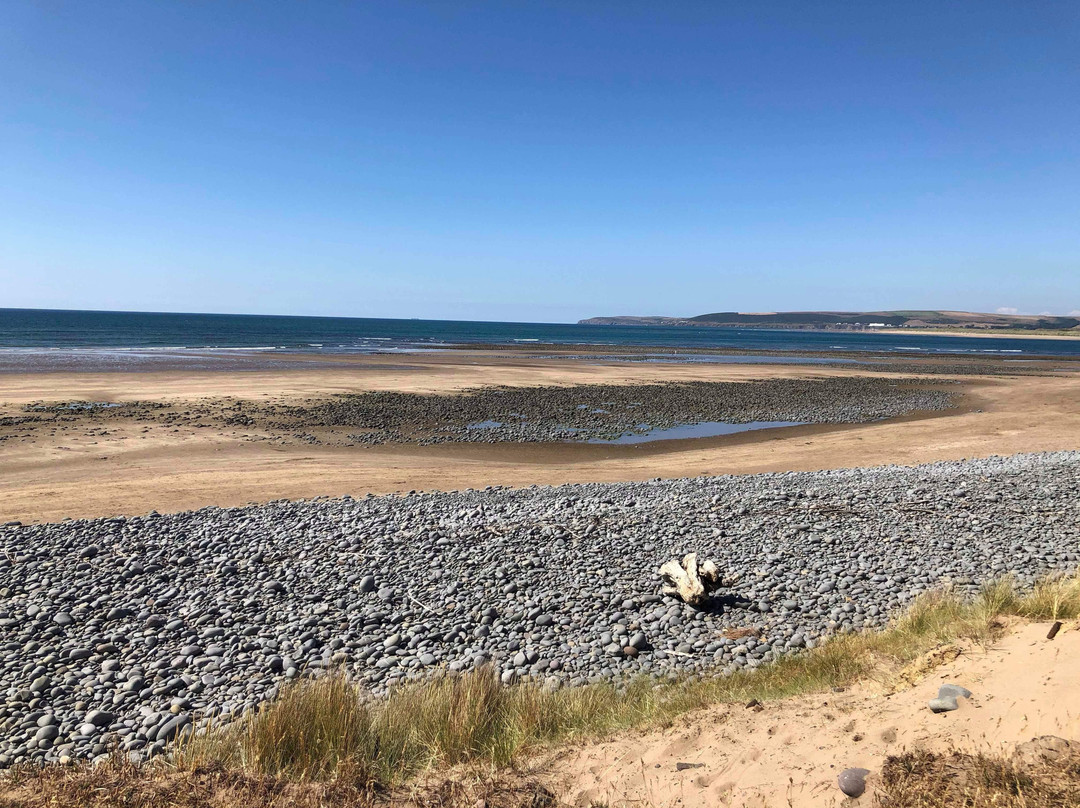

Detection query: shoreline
(4, 343), (1080, 377)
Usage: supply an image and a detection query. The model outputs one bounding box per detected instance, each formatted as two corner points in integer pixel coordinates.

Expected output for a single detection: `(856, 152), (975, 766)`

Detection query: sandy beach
(3, 350), (1080, 523)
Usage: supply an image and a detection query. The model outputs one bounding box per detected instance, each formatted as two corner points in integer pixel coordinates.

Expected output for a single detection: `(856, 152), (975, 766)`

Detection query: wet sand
(2, 351), (1080, 523)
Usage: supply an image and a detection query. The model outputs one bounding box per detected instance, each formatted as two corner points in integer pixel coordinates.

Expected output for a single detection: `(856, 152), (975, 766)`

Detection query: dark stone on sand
(838, 767), (870, 798)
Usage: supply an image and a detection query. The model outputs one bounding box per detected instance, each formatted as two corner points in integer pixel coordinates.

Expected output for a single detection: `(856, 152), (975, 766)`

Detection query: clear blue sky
(3, 2), (1078, 322)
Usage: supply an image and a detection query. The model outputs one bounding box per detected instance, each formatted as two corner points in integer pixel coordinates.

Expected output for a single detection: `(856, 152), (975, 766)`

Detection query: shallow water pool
(586, 420), (806, 445)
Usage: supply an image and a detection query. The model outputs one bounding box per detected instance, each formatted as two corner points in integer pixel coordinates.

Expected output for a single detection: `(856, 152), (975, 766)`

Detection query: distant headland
(578, 310), (1080, 334)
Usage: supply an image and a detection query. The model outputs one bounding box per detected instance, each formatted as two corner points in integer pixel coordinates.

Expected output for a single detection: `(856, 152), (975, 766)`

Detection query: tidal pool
(586, 420), (806, 445)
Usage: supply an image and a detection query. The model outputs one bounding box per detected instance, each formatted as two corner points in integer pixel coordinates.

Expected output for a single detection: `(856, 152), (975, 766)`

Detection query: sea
(2, 308), (1080, 363)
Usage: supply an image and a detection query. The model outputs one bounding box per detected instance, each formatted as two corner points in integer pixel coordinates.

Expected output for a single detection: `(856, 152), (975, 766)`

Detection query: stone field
(1, 451), (1078, 767)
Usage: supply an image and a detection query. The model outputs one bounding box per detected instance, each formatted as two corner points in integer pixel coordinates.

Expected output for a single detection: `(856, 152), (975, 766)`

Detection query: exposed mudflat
(6, 377), (955, 448)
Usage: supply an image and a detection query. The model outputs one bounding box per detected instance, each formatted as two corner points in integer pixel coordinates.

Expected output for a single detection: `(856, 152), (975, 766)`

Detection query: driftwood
(658, 552), (722, 608)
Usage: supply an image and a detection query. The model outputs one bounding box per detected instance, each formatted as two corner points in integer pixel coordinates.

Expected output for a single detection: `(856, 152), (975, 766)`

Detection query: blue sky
(2, 2), (1078, 322)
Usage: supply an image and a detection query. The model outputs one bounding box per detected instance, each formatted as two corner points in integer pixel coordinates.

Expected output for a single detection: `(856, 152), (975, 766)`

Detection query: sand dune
(547, 620), (1080, 807)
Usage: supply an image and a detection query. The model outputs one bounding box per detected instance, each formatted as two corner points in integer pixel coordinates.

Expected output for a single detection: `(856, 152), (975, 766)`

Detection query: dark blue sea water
(2, 307), (1080, 358)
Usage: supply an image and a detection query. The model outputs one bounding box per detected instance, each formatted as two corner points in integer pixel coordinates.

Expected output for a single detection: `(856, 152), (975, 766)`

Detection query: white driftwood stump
(658, 552), (722, 608)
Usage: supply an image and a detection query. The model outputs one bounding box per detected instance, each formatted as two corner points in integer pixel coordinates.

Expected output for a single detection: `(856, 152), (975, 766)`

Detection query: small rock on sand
(937, 683), (972, 699)
(838, 767), (870, 798)
(929, 683), (972, 713)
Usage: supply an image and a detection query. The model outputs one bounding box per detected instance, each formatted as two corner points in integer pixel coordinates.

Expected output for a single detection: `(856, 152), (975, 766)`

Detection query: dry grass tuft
(0, 755), (555, 808)
(413, 772), (558, 808)
(877, 745), (1080, 807)
(213, 672), (377, 783)
(0, 756), (376, 808)
(1011, 573), (1080, 621)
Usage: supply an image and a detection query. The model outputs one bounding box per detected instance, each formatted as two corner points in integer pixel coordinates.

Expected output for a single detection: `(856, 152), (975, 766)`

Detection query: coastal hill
(578, 309), (1080, 332)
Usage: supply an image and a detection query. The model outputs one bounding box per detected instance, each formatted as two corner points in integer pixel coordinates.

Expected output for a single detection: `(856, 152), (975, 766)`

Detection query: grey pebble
(937, 683), (972, 700)
(929, 696), (959, 713)
(930, 682), (972, 713)
(837, 767), (870, 797)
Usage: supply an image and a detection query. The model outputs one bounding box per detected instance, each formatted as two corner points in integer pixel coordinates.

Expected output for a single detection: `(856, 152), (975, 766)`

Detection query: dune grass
(1011, 573), (1080, 621)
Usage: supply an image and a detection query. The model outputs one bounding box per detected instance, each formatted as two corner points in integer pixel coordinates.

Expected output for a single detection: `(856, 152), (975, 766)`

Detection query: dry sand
(545, 619), (1080, 807)
(3, 353), (1080, 523)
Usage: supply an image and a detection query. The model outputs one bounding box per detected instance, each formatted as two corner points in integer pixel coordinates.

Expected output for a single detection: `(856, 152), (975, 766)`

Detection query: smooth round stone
(85, 710), (114, 727)
(33, 726), (60, 743)
(155, 714), (191, 743)
(29, 676), (51, 693)
(837, 767), (870, 797)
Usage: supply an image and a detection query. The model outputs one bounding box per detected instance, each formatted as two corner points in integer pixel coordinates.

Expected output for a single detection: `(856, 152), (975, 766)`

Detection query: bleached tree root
(658, 552), (722, 608)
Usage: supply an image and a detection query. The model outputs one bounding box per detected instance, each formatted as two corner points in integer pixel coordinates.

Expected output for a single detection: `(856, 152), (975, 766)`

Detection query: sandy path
(545, 620), (1080, 807)
(2, 355), (1080, 523)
